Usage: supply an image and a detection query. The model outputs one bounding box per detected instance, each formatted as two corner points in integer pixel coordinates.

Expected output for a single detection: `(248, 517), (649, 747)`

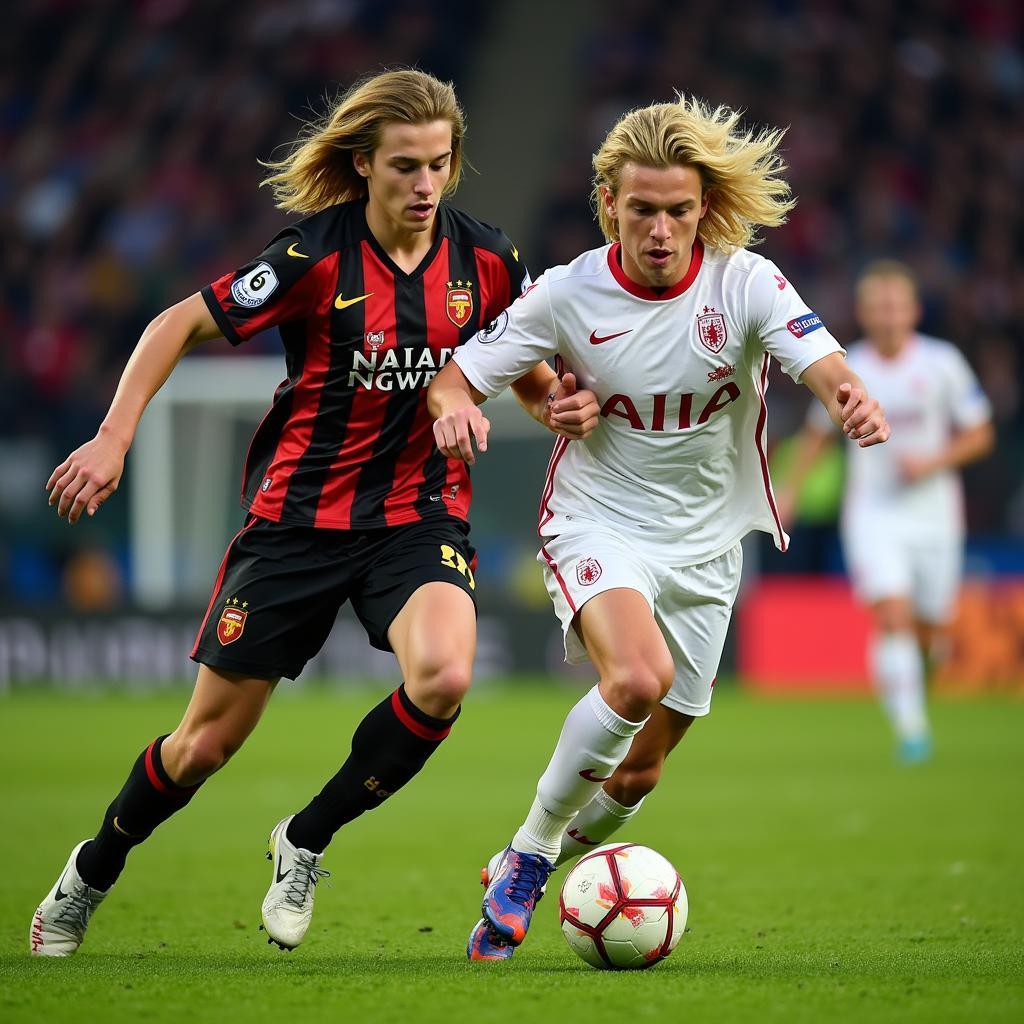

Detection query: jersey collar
(361, 201), (449, 282)
(607, 239), (704, 300)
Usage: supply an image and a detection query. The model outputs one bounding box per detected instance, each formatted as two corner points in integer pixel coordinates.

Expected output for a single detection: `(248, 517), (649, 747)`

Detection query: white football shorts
(841, 521), (963, 623)
(538, 528), (743, 717)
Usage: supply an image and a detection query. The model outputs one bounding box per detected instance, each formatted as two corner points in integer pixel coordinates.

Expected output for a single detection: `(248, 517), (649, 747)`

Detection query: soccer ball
(558, 843), (687, 969)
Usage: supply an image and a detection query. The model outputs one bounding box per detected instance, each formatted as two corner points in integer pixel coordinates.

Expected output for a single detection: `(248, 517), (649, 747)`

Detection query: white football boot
(30, 841), (109, 956)
(260, 816), (330, 950)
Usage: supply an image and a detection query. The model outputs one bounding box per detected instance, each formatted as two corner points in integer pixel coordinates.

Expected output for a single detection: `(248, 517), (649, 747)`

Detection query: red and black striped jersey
(202, 200), (527, 530)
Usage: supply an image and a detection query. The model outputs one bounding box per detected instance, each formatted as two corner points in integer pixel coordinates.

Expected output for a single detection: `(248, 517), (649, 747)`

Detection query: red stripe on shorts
(540, 544), (577, 614)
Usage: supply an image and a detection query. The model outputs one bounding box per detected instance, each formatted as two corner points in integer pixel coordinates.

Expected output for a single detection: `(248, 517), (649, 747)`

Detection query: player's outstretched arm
(775, 424), (835, 529)
(801, 352), (891, 448)
(46, 293), (222, 523)
(509, 365), (600, 440)
(428, 361), (491, 465)
(900, 420), (995, 482)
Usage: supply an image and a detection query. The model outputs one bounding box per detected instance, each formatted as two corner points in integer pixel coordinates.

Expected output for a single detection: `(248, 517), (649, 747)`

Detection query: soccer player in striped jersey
(32, 69), (598, 957)
(429, 96), (891, 959)
(779, 262), (993, 762)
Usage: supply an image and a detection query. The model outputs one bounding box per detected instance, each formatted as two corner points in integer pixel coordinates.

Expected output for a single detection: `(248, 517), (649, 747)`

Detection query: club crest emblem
(446, 280), (474, 328)
(365, 330), (385, 350)
(696, 307), (728, 353)
(217, 599), (248, 646)
(576, 557), (603, 586)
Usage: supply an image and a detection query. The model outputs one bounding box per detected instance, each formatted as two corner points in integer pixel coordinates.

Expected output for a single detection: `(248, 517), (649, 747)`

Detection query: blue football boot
(481, 845), (555, 946)
(466, 917), (515, 960)
(899, 734), (933, 764)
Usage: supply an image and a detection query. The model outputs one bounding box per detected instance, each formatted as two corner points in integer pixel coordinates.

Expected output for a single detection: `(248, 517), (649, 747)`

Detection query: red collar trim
(607, 239), (704, 300)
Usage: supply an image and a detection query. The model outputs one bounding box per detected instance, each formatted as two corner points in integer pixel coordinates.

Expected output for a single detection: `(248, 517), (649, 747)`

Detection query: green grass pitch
(1, 683), (1021, 1023)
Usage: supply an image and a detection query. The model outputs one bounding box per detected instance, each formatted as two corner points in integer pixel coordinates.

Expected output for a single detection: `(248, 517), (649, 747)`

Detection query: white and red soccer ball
(558, 843), (687, 970)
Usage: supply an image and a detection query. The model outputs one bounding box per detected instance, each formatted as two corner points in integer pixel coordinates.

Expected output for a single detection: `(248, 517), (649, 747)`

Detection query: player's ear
(698, 188), (711, 219)
(353, 150), (372, 179)
(600, 185), (617, 224)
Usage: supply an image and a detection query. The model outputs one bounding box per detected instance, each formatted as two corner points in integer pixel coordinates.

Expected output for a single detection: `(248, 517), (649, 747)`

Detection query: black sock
(76, 735), (201, 890)
(286, 685), (459, 854)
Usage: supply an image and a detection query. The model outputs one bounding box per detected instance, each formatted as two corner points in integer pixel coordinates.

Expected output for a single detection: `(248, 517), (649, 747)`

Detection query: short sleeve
(475, 232), (533, 328)
(201, 225), (332, 346)
(452, 274), (558, 398)
(940, 345), (992, 430)
(743, 259), (844, 382)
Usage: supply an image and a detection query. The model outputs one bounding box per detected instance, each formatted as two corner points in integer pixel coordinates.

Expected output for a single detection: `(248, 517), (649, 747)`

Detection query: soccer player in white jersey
(779, 262), (993, 762)
(427, 96), (890, 960)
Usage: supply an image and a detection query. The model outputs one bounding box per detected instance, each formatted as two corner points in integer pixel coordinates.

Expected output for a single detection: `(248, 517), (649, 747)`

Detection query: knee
(164, 727), (237, 786)
(406, 658), (472, 717)
(601, 658), (675, 722)
(873, 599), (914, 634)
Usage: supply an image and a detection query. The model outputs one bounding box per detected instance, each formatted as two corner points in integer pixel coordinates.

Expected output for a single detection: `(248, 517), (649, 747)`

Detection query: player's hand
(899, 453), (938, 483)
(433, 405), (491, 465)
(46, 432), (127, 523)
(544, 373), (600, 440)
(837, 382), (890, 448)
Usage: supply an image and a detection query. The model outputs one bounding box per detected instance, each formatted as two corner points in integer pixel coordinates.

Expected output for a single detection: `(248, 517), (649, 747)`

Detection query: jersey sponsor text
(601, 383), (741, 431)
(348, 346), (456, 390)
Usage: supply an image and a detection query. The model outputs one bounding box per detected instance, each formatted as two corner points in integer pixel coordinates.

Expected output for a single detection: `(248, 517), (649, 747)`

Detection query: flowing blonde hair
(261, 69), (466, 213)
(592, 96), (794, 251)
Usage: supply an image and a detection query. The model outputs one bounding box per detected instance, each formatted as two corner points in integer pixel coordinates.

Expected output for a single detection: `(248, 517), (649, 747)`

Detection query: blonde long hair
(261, 69), (466, 214)
(592, 96), (794, 251)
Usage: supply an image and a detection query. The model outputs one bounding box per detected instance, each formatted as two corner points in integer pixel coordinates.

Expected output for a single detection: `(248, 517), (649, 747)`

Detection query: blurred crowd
(0, 0), (485, 604)
(2, 0), (1022, 607)
(1, 0), (483, 445)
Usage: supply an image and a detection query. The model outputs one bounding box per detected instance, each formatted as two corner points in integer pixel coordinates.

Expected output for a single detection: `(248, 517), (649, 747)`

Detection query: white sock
(556, 788), (644, 867)
(872, 632), (929, 741)
(512, 686), (646, 862)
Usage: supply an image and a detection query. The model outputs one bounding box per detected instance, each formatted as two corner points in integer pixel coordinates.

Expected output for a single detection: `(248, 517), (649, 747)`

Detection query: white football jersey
(454, 241), (843, 564)
(809, 334), (991, 539)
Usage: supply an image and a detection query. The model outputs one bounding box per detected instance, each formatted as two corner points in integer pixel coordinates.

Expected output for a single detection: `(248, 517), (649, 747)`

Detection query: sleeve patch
(478, 309), (508, 343)
(787, 312), (824, 338)
(231, 263), (280, 307)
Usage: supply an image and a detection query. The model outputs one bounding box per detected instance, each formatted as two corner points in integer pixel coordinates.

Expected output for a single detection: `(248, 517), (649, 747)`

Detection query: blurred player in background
(31, 69), (597, 957)
(429, 95), (890, 960)
(779, 262), (993, 762)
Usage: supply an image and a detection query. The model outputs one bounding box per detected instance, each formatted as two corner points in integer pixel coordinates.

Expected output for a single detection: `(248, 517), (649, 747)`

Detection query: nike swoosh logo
(286, 243), (309, 259)
(567, 828), (599, 845)
(276, 856), (291, 884)
(54, 868), (71, 901)
(589, 329), (632, 345)
(112, 815), (144, 839)
(335, 292), (373, 310)
(578, 768), (612, 782)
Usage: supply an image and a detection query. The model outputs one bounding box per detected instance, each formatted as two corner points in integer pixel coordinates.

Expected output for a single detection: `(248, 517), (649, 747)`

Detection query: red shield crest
(697, 312), (728, 353)
(576, 557), (603, 586)
(446, 284), (473, 327)
(217, 605), (247, 646)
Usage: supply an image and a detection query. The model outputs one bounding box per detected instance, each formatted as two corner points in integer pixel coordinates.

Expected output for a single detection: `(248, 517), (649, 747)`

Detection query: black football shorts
(191, 514), (478, 680)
